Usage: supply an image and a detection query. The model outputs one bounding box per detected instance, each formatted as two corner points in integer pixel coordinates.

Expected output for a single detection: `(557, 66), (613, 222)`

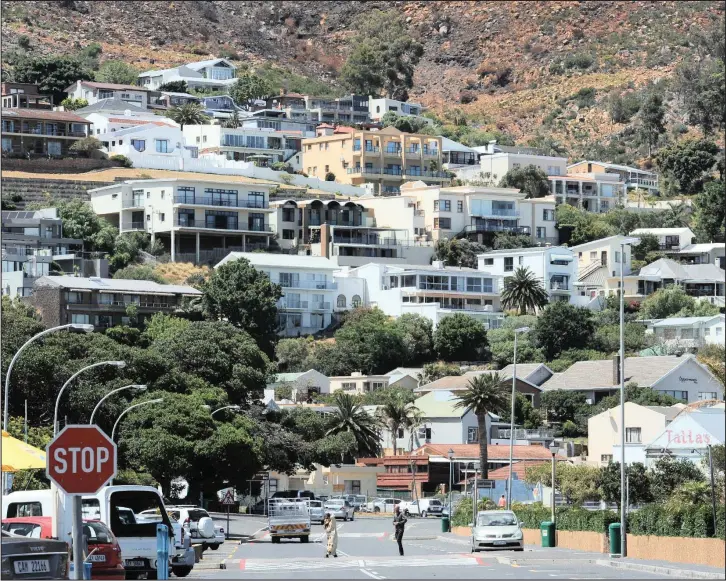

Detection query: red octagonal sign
(46, 425), (117, 495)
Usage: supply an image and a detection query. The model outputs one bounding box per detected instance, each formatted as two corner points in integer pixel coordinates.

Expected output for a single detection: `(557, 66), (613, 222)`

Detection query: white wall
(651, 358), (723, 403)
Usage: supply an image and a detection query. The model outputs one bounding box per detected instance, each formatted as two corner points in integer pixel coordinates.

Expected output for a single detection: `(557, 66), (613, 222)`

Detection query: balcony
(353, 145), (380, 153)
(383, 147), (402, 157)
(628, 177), (658, 188)
(403, 170), (449, 178)
(472, 209), (520, 218)
(173, 196), (269, 209)
(176, 219), (273, 232)
(280, 281), (337, 290)
(550, 281), (570, 291)
(422, 149), (439, 157)
(1, 125), (87, 137)
(310, 301), (331, 311)
(332, 234), (402, 246)
(496, 428), (556, 440)
(465, 224), (529, 234)
(122, 199), (145, 209)
(122, 222), (146, 231)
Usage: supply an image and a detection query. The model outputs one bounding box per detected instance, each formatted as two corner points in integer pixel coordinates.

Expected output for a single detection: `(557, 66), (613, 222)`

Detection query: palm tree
(453, 374), (509, 479)
(500, 266), (550, 314)
(223, 109), (241, 129)
(377, 396), (421, 456)
(166, 102), (209, 129)
(662, 202), (690, 228)
(326, 392), (381, 460)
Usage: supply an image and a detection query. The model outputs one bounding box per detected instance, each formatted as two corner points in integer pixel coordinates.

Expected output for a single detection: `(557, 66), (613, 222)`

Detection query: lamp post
(54, 361), (126, 435)
(3, 323), (94, 431)
(447, 448), (454, 532)
(211, 405), (241, 417)
(548, 442), (560, 528)
(507, 326), (530, 509)
(89, 385), (147, 424)
(111, 398), (164, 442)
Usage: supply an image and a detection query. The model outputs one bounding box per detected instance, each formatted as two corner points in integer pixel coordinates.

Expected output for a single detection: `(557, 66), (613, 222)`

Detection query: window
(131, 139), (145, 152)
(466, 277), (482, 292)
(457, 200), (464, 213)
(159, 213), (165, 222)
(418, 426), (432, 440)
(601, 455), (613, 464)
(397, 428), (405, 439)
(5, 501), (43, 518)
(536, 227), (546, 239)
(204, 188), (239, 207)
(482, 278), (493, 293)
(615, 251), (621, 264)
(660, 390), (688, 401)
(467, 427), (479, 444)
(434, 200), (451, 212)
(543, 209), (555, 221)
(433, 217), (451, 229)
(342, 382), (357, 391)
(155, 140), (170, 153)
(279, 272), (300, 288)
(625, 428), (641, 443)
(504, 257), (514, 272)
(71, 314), (90, 325)
(352, 295), (362, 307)
(698, 392), (718, 400)
(518, 256), (524, 265)
(282, 229), (295, 240)
(482, 258), (494, 266)
(66, 291), (84, 304)
(282, 208), (295, 222)
(337, 294), (346, 308)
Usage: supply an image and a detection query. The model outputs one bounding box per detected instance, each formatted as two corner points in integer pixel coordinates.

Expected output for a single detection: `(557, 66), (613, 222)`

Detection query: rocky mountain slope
(2, 1), (723, 156)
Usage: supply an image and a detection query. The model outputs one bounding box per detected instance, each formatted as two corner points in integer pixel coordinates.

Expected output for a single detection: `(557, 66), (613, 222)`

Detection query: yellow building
(301, 126), (449, 195)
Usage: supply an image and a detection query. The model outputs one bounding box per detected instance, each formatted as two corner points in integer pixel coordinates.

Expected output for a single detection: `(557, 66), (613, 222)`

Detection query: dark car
(1, 534), (69, 580)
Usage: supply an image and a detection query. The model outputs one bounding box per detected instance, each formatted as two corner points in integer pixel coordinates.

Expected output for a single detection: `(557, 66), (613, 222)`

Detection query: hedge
(513, 504), (619, 533)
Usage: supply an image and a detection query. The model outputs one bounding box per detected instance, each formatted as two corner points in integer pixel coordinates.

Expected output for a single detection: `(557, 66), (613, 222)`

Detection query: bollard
(156, 524), (169, 580)
(69, 562), (93, 580)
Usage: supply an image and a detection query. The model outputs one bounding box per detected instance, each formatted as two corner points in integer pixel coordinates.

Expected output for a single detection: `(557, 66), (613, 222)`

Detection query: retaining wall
(2, 158), (122, 173)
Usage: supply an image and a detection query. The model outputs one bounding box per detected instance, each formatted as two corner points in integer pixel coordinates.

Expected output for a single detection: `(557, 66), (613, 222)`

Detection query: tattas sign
(46, 425), (117, 495)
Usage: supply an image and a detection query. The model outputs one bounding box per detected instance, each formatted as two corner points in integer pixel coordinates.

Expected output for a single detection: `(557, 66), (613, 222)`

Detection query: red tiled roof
(419, 443), (554, 461)
(316, 123), (335, 129)
(487, 460), (553, 481)
(375, 477), (418, 488)
(359, 455), (429, 466)
(1, 108), (90, 123)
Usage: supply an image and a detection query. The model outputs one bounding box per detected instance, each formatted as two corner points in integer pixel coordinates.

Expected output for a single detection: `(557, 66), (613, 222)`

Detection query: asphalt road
(188, 515), (680, 579)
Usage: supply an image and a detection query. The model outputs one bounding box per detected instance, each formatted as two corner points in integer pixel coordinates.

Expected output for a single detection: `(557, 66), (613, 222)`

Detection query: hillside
(2, 1), (723, 159)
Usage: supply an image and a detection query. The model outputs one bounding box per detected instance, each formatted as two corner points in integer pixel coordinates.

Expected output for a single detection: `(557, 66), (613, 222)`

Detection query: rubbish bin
(540, 521), (556, 547)
(608, 523), (621, 556)
(441, 516), (450, 533)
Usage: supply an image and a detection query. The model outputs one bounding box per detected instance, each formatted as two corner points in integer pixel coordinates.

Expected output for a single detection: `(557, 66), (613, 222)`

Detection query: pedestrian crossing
(222, 554), (484, 572)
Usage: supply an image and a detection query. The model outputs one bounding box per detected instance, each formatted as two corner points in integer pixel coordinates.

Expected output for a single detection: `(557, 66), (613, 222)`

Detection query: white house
(459, 142), (568, 184)
(518, 195), (558, 246)
(645, 315), (726, 347)
(267, 370), (331, 400)
(477, 245), (577, 304)
(634, 258), (725, 307)
(183, 124), (301, 165)
(570, 235), (634, 308)
(137, 58), (238, 91)
(89, 178), (274, 264)
(328, 372), (392, 395)
(670, 243), (726, 270)
(216, 252), (340, 337)
(98, 124), (197, 161)
(368, 97), (427, 122)
(65, 81), (151, 108)
(629, 227), (697, 251)
(550, 171), (625, 214)
(568, 160), (659, 194)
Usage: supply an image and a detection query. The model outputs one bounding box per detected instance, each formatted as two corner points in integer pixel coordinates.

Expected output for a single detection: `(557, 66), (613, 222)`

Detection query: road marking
(360, 569), (385, 580)
(238, 559), (246, 571)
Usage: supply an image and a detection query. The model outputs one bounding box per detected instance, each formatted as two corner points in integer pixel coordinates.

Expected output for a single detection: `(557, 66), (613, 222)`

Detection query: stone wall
(2, 158), (124, 173)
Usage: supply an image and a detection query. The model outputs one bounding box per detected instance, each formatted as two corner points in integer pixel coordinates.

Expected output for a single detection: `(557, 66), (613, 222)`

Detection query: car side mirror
(519, 521), (525, 527)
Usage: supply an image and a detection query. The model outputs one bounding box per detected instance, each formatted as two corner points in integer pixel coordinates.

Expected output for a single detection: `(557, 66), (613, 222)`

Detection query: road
(188, 515), (678, 579)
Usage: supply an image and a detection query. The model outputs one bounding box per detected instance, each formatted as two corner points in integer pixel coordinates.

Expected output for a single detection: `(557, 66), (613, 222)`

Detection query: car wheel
(421, 511), (426, 519)
(172, 566), (192, 578)
(201, 543), (209, 551)
(374, 507), (380, 513)
(301, 536), (309, 543)
(271, 536), (280, 544)
(515, 548), (524, 552)
(343, 515), (348, 521)
(351, 512), (354, 521)
(209, 544), (219, 550)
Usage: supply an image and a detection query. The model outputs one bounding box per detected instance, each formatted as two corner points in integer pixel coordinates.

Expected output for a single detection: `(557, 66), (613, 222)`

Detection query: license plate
(88, 554), (106, 562)
(493, 541), (507, 546)
(14, 559), (50, 574)
(125, 559), (146, 568)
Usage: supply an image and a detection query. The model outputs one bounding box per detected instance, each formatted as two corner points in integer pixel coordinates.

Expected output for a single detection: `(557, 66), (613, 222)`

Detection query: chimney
(613, 355), (621, 385)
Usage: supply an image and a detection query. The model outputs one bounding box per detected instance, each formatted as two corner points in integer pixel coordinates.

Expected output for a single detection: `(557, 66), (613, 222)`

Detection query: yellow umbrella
(1, 430), (46, 472)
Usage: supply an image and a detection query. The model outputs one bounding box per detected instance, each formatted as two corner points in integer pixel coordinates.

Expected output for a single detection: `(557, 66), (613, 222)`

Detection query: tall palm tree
(166, 102), (209, 129)
(326, 392), (381, 460)
(500, 266), (550, 314)
(662, 202), (690, 228)
(377, 396), (421, 456)
(453, 374), (509, 479)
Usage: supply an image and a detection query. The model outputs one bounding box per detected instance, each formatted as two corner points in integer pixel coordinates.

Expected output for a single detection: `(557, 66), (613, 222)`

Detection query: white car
(401, 498), (444, 518)
(323, 499), (355, 521)
(306, 500), (325, 524)
(471, 510), (524, 552)
(167, 506), (225, 550)
(366, 498), (401, 513)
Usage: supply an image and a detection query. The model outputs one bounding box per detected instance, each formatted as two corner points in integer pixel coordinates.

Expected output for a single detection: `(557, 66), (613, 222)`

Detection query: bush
(629, 504), (718, 538)
(325, 172), (336, 181)
(513, 504), (618, 533)
(564, 52), (595, 70)
(573, 87), (596, 108)
(109, 154), (132, 168)
(69, 136), (102, 157)
(452, 497), (498, 527)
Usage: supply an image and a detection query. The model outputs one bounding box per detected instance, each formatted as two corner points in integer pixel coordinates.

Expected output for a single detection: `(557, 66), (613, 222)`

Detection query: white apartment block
(216, 253), (339, 337)
(645, 315), (725, 348)
(65, 81), (150, 108)
(571, 235), (633, 308)
(519, 196), (559, 246)
(629, 227), (697, 252)
(338, 261), (505, 329)
(89, 178), (274, 265)
(569, 161), (659, 194)
(368, 98), (428, 122)
(477, 246), (577, 304)
(137, 58), (237, 91)
(454, 142), (568, 183)
(549, 172), (625, 213)
(97, 124), (197, 162)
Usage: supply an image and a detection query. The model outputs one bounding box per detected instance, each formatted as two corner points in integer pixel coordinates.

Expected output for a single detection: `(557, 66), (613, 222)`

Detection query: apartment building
(368, 98), (427, 122)
(240, 109), (316, 136)
(302, 126), (447, 195)
(477, 246), (577, 304)
(441, 137), (479, 169)
(1, 83), (52, 109)
(669, 243), (726, 269)
(1, 108), (91, 156)
(89, 178), (274, 265)
(75, 97), (172, 134)
(65, 80), (150, 108)
(138, 58), (237, 91)
(629, 227), (697, 251)
(549, 171), (625, 213)
(634, 258), (725, 308)
(454, 142), (567, 183)
(518, 196), (559, 246)
(569, 160), (659, 194)
(263, 93), (371, 124)
(645, 315), (725, 348)
(571, 235), (633, 307)
(24, 276), (200, 330)
(341, 261), (505, 329)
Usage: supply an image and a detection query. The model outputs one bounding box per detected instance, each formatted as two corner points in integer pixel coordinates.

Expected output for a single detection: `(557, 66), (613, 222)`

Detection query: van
(2, 486), (187, 578)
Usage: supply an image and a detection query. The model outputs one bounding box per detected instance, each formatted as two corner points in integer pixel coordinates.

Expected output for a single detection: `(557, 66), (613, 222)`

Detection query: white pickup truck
(268, 499), (310, 544)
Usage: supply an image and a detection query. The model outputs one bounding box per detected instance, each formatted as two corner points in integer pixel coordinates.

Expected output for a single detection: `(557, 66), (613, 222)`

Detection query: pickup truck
(399, 498), (444, 518)
(268, 499), (310, 543)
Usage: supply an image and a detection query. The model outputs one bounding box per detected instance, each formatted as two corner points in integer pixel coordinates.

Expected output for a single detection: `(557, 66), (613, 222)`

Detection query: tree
(533, 302), (595, 361)
(692, 181), (725, 242)
(540, 390), (589, 426)
(498, 166), (551, 199)
(492, 233), (535, 250)
(487, 317), (542, 368)
(13, 55), (93, 103)
(555, 204), (617, 246)
(499, 393), (542, 430)
(60, 97), (88, 110)
(599, 462), (652, 507)
(698, 344), (726, 386)
(275, 337), (314, 372)
(632, 233), (661, 261)
(433, 314), (489, 362)
(500, 266), (549, 315)
(639, 285), (720, 320)
(637, 93), (666, 156)
(417, 362), (461, 386)
(339, 42), (385, 96)
(95, 60), (138, 85)
(381, 111), (430, 134)
(655, 139), (719, 195)
(432, 238), (488, 268)
(165, 102), (209, 129)
(112, 265), (167, 284)
(661, 202), (690, 228)
(377, 396), (421, 456)
(326, 392), (381, 460)
(69, 136), (103, 158)
(454, 374), (508, 478)
(223, 109), (241, 129)
(392, 314), (434, 365)
(201, 258), (282, 357)
(650, 456), (705, 503)
(42, 198), (117, 253)
(229, 73), (272, 107)
(158, 80), (189, 93)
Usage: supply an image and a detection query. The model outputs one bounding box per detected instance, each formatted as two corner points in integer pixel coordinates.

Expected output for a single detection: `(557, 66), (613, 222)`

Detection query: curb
(596, 559), (726, 579)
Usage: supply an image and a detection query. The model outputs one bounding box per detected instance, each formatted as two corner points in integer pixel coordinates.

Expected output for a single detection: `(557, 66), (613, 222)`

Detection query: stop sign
(46, 425), (117, 495)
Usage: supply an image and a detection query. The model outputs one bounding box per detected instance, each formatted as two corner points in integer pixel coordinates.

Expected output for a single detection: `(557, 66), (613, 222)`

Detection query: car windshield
(2, 523), (42, 538)
(308, 501), (322, 508)
(477, 513), (517, 527)
(429, 500), (441, 506)
(83, 521), (113, 544)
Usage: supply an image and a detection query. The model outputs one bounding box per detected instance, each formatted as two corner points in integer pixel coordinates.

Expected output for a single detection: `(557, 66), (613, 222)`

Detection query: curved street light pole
(3, 323), (94, 431)
(211, 405), (241, 417)
(89, 385), (147, 424)
(111, 398), (164, 442)
(507, 326), (530, 509)
(53, 361), (126, 435)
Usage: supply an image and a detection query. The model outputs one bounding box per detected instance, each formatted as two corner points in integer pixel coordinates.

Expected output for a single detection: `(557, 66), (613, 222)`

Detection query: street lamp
(53, 361), (126, 435)
(3, 323), (94, 431)
(211, 405), (241, 417)
(548, 442), (560, 528)
(447, 448), (454, 532)
(111, 398), (164, 442)
(507, 326), (530, 509)
(89, 385), (147, 424)
(618, 237), (639, 557)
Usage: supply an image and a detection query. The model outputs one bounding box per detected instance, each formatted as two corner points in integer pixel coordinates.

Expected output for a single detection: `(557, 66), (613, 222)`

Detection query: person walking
(323, 512), (338, 558)
(498, 494), (507, 508)
(393, 505), (407, 556)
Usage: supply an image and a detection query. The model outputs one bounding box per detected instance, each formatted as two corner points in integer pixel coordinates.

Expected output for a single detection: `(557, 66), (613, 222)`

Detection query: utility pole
(708, 445), (718, 536)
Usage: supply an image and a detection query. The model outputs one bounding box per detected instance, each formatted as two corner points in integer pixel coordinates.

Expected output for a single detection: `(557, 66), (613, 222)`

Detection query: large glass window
(279, 273), (300, 288)
(433, 218), (451, 229)
(248, 213), (265, 231)
(205, 210), (238, 230)
(177, 186), (195, 204)
(434, 200), (451, 212)
(71, 314), (90, 325)
(248, 191), (266, 208)
(504, 257), (514, 272)
(155, 140), (170, 153)
(419, 275), (449, 290)
(466, 277), (482, 292)
(482, 278), (493, 293)
(401, 275), (416, 287)
(204, 188), (238, 207)
(282, 208), (296, 222)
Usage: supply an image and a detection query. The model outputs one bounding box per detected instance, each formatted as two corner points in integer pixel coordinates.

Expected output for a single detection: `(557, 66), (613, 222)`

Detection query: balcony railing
(1, 126), (87, 137)
(437, 303), (496, 312)
(465, 224), (530, 234)
(403, 170), (449, 178)
(280, 281), (337, 290)
(123, 199), (145, 209)
(173, 196), (269, 209)
(122, 222), (146, 230)
(383, 148), (402, 156)
(176, 219), (272, 232)
(353, 145), (380, 153)
(346, 167), (448, 178)
(497, 428), (556, 440)
(332, 234), (403, 246)
(628, 177), (658, 187)
(310, 301), (331, 311)
(658, 244), (681, 251)
(550, 281), (570, 291)
(422, 149), (439, 156)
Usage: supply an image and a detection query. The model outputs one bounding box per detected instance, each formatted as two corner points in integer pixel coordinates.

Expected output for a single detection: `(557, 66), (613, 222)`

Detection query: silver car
(306, 500), (325, 524)
(471, 510), (524, 552)
(323, 499), (355, 521)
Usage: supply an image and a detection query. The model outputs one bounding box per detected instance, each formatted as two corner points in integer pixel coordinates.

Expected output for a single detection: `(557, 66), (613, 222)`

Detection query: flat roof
(34, 275), (200, 295)
(216, 252), (339, 270)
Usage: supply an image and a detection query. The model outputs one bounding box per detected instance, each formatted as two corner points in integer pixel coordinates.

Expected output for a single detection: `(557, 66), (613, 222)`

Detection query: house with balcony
(1, 108), (91, 156)
(441, 137), (479, 169)
(75, 97), (169, 135)
(519, 195), (559, 246)
(634, 258), (725, 307)
(24, 275), (200, 330)
(571, 235), (634, 308)
(65, 81), (151, 108)
(477, 246), (577, 305)
(549, 171), (625, 213)
(643, 315), (726, 349)
(302, 126), (448, 195)
(329, 372), (392, 394)
(89, 178), (274, 265)
(304, 94), (371, 124)
(629, 227), (697, 252)
(669, 243), (726, 269)
(239, 109), (316, 136)
(137, 58), (237, 91)
(216, 252), (339, 336)
(568, 160), (659, 194)
(1, 83), (53, 109)
(150, 91), (201, 109)
(368, 98), (428, 124)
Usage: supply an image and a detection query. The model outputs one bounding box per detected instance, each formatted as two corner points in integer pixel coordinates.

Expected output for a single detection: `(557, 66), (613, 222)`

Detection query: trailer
(267, 499), (310, 543)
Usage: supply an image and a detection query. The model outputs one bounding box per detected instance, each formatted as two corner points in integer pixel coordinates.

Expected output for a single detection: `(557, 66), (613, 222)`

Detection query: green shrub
(512, 505), (618, 533)
(451, 497), (498, 527)
(564, 52), (595, 70)
(573, 87), (597, 108)
(628, 504), (718, 538)
(109, 154), (132, 168)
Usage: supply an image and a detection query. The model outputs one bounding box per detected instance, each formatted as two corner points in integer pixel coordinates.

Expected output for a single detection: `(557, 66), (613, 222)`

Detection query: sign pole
(71, 495), (84, 580)
(226, 504), (230, 541)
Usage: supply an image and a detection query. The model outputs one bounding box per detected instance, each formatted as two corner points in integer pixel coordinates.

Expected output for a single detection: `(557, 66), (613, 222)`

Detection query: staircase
(577, 260), (603, 281)
(1, 178), (113, 208)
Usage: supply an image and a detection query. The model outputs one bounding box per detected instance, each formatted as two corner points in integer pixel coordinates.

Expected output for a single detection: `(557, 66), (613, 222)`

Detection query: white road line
(360, 569), (385, 580)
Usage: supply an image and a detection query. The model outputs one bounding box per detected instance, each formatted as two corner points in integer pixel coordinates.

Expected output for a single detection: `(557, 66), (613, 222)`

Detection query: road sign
(221, 489), (235, 505)
(46, 425), (117, 495)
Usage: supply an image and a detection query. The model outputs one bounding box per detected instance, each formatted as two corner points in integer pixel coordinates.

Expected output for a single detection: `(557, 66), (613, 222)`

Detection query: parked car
(342, 495), (367, 510)
(306, 500), (325, 524)
(365, 498), (401, 513)
(2, 516), (125, 580)
(136, 510), (195, 577)
(470, 510), (524, 552)
(166, 506), (225, 551)
(323, 499), (355, 521)
(1, 533), (69, 580)
(400, 498), (444, 518)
